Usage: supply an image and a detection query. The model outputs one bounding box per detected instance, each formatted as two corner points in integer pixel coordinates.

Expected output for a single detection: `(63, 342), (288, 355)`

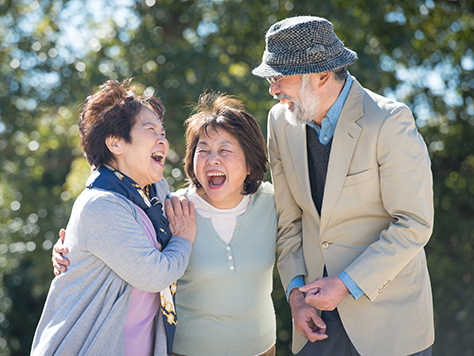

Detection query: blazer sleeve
(344, 105), (434, 301)
(267, 109), (308, 292)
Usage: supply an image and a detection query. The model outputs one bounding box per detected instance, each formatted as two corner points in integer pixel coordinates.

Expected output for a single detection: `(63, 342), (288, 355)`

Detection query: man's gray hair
(332, 66), (348, 82)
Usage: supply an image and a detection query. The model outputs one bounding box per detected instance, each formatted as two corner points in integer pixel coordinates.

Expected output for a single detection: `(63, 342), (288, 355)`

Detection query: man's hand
(52, 229), (69, 276)
(289, 288), (328, 342)
(299, 275), (349, 311)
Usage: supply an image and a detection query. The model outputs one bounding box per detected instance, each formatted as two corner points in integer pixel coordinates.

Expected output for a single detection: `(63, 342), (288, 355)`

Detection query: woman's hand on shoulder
(52, 229), (70, 276)
(165, 196), (196, 245)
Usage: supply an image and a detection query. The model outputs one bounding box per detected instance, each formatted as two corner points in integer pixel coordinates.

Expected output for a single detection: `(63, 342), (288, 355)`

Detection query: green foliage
(1, 0), (473, 355)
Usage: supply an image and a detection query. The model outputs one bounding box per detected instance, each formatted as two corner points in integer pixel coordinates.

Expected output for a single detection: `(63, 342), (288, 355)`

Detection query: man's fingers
(301, 287), (321, 297)
(312, 318), (326, 334)
(299, 279), (320, 292)
(306, 332), (328, 342)
(309, 330), (328, 341)
(306, 315), (328, 341)
(297, 322), (328, 342)
(313, 317), (327, 330)
(291, 297), (328, 342)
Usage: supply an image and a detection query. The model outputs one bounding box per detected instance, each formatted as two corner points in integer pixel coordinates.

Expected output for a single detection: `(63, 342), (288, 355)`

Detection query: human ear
(318, 72), (331, 86)
(105, 136), (123, 155)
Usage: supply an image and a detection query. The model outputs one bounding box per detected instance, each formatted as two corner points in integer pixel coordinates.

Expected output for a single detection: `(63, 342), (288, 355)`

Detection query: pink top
(123, 207), (161, 356)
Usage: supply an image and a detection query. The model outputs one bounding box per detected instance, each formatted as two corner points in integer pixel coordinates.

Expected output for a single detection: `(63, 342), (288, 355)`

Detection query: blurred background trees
(1, 0), (473, 354)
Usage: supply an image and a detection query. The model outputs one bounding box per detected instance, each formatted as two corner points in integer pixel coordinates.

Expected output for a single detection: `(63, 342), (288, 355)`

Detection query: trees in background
(1, 0), (472, 354)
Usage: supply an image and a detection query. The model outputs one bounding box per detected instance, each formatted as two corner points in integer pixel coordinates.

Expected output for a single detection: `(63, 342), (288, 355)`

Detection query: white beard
(280, 76), (321, 126)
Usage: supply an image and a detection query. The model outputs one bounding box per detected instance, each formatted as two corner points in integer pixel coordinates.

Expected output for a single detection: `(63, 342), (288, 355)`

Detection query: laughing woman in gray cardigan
(31, 79), (196, 356)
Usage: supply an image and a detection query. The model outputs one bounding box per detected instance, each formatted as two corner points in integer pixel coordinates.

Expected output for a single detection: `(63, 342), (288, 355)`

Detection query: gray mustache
(273, 93), (293, 101)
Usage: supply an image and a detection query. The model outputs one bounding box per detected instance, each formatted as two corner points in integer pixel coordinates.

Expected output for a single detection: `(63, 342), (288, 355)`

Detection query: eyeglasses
(266, 76), (284, 88)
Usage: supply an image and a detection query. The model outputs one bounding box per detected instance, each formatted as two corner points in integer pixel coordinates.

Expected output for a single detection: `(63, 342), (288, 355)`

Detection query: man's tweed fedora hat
(252, 16), (357, 78)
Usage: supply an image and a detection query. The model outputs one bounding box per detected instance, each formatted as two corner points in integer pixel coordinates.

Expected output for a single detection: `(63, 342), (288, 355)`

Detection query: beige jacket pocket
(344, 168), (374, 187)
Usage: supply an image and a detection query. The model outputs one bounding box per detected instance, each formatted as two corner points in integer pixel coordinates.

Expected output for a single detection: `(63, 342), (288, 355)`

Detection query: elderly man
(253, 16), (434, 356)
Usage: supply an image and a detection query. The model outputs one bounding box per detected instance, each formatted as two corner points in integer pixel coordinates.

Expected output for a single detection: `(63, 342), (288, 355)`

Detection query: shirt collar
(325, 74), (353, 127)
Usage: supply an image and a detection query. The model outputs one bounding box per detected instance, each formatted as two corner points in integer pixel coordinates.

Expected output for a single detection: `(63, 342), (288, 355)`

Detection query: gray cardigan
(31, 179), (191, 356)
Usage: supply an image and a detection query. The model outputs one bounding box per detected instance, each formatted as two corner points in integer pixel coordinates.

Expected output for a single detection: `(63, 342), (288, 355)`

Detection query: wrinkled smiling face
(274, 75), (322, 126)
(193, 127), (249, 209)
(113, 108), (168, 188)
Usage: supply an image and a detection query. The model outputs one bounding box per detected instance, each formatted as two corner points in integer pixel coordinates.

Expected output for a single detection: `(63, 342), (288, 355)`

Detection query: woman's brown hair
(78, 78), (164, 169)
(184, 92), (268, 195)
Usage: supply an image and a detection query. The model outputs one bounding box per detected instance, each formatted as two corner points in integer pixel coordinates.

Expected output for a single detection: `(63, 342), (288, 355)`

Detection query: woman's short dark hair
(184, 92), (268, 195)
(78, 79), (164, 169)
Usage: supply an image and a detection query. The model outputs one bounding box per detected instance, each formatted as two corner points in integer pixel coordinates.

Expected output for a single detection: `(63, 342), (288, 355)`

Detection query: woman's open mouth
(151, 151), (165, 166)
(207, 171), (226, 188)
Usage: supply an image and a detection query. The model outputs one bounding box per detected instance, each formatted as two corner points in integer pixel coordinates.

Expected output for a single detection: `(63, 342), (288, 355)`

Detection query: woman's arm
(53, 192), (195, 292)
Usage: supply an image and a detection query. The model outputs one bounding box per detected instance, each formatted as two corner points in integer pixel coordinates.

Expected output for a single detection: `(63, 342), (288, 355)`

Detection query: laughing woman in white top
(170, 92), (277, 356)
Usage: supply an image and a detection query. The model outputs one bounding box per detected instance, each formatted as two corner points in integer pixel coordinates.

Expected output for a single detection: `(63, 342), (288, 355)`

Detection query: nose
(269, 82), (280, 96)
(157, 135), (168, 147)
(207, 152), (220, 166)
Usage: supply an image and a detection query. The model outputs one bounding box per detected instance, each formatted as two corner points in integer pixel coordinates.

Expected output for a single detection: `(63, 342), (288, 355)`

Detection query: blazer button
(322, 241), (330, 249)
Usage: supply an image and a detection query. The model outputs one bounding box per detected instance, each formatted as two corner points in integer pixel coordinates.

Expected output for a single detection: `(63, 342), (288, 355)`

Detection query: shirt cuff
(286, 275), (305, 301)
(338, 271), (364, 300)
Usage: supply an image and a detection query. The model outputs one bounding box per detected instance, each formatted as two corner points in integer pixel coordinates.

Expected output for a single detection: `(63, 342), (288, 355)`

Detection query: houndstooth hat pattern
(252, 16), (358, 78)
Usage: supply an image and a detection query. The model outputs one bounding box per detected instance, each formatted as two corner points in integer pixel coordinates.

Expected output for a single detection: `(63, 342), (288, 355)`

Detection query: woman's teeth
(151, 152), (164, 163)
(207, 172), (226, 187)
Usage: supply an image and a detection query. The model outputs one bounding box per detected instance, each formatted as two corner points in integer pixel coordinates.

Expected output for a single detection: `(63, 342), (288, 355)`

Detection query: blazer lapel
(320, 79), (365, 233)
(286, 123), (321, 223)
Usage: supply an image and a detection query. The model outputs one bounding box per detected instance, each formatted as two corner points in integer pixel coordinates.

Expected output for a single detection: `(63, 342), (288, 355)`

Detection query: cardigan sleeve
(78, 190), (192, 292)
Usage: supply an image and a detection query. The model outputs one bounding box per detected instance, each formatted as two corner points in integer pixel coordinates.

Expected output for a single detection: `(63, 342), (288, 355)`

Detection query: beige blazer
(268, 78), (434, 356)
